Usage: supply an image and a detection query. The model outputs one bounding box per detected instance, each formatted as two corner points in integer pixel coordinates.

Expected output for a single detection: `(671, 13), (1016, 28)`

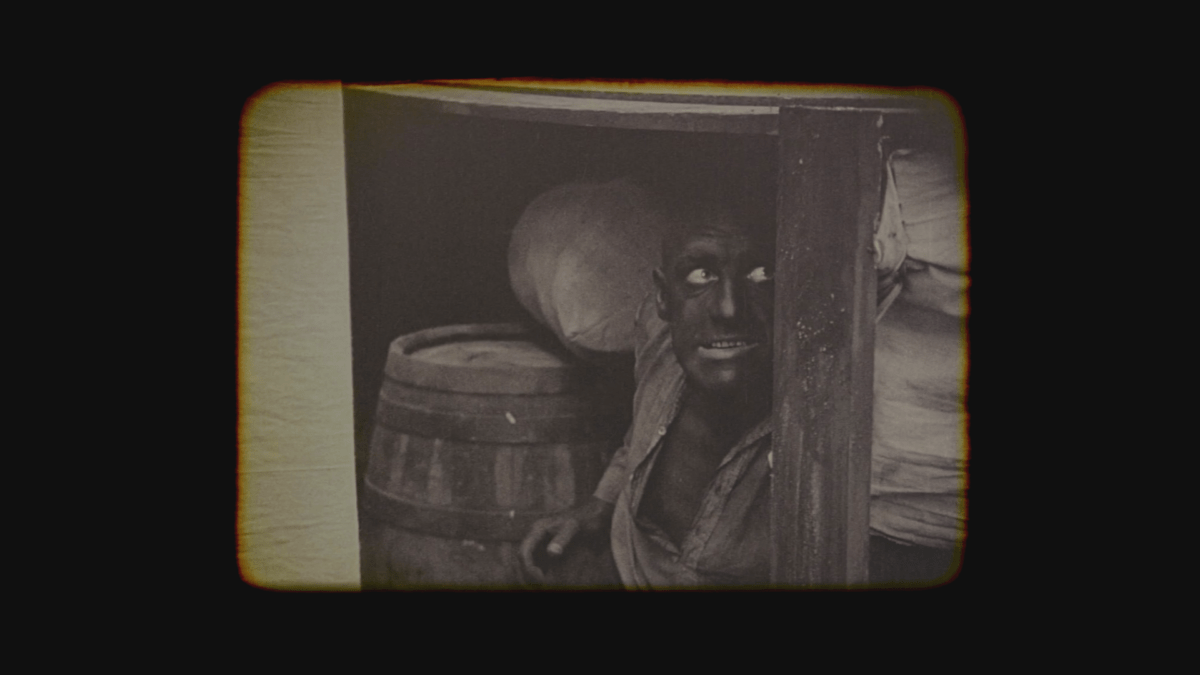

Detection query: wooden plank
(418, 79), (946, 110)
(347, 83), (780, 135)
(770, 107), (882, 587)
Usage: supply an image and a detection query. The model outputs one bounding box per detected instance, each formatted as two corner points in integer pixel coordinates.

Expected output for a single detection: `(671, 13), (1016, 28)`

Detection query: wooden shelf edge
(346, 83), (782, 134)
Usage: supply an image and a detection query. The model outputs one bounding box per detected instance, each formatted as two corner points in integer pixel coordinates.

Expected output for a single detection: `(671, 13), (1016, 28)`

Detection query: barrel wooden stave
(365, 421), (610, 535)
(376, 376), (623, 444)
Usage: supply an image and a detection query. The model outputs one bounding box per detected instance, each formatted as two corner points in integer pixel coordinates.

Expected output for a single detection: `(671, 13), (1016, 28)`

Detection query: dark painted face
(654, 214), (775, 396)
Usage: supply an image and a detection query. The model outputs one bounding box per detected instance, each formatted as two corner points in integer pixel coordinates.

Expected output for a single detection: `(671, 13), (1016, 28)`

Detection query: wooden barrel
(360, 323), (628, 588)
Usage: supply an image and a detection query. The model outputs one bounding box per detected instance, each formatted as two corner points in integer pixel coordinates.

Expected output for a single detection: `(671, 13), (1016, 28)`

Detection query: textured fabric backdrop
(238, 83), (361, 589)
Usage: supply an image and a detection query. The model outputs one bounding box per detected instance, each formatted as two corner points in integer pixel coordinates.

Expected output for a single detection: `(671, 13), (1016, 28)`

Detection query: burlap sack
(869, 298), (967, 549)
(508, 178), (667, 361)
(880, 149), (969, 318)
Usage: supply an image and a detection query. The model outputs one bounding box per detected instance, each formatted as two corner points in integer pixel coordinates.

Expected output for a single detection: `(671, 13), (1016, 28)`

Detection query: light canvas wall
(238, 82), (361, 589)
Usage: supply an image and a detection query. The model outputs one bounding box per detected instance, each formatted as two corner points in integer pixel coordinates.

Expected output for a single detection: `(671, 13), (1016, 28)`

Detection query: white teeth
(709, 340), (749, 348)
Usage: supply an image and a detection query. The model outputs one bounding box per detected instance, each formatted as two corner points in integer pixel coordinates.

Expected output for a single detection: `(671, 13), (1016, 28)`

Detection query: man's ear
(653, 268), (669, 320)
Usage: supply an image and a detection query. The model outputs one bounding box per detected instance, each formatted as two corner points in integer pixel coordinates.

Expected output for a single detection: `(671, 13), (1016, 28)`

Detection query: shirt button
(658, 426), (666, 435)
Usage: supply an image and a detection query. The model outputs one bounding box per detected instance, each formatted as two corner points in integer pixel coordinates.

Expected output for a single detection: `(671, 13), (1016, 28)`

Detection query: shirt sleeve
(594, 290), (665, 504)
(593, 422), (634, 504)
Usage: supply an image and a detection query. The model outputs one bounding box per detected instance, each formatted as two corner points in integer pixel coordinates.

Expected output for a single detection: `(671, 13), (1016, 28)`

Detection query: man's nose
(713, 277), (741, 321)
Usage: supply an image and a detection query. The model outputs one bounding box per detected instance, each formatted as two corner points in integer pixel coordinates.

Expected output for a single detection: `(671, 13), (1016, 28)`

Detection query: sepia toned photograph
(237, 79), (969, 591)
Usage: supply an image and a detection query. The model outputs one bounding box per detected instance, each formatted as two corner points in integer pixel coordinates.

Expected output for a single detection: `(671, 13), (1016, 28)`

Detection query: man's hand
(519, 496), (615, 584)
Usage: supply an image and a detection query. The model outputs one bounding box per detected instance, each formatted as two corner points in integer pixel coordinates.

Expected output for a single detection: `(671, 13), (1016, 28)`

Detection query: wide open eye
(685, 268), (717, 286)
(747, 266), (773, 283)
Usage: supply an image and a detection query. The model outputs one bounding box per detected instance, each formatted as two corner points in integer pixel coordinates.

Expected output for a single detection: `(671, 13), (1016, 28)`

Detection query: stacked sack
(507, 177), (667, 363)
(878, 149), (969, 318)
(870, 148), (968, 550)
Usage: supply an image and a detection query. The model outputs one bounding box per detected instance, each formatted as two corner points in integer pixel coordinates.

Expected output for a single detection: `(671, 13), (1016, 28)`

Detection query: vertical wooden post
(770, 107), (883, 587)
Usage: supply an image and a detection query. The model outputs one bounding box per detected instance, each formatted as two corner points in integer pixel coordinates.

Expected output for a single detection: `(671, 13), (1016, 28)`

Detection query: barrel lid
(385, 324), (580, 395)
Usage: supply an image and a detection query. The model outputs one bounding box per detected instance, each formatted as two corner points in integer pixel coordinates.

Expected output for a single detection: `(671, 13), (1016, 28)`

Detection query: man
(521, 188), (777, 588)
(520, 183), (962, 589)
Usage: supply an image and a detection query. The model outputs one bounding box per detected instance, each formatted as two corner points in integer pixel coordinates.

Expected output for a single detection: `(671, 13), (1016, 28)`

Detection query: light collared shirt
(593, 298), (774, 588)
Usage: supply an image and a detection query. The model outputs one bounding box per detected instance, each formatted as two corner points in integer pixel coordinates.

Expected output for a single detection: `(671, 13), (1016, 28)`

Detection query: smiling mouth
(707, 340), (752, 348)
(697, 339), (760, 359)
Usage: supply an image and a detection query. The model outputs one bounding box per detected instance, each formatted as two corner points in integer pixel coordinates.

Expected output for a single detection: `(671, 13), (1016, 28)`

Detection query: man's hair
(647, 165), (777, 266)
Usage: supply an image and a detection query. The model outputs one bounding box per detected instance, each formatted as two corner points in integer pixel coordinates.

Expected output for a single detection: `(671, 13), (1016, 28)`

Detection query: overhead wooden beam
(347, 84), (780, 135)
(771, 107), (883, 587)
(347, 83), (928, 136)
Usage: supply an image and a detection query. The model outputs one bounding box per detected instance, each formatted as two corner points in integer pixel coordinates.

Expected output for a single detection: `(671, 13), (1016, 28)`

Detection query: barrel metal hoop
(374, 396), (620, 444)
(363, 476), (559, 542)
(385, 323), (576, 395)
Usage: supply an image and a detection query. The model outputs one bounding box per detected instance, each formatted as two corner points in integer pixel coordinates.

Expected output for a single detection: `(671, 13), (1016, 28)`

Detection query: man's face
(654, 213), (775, 396)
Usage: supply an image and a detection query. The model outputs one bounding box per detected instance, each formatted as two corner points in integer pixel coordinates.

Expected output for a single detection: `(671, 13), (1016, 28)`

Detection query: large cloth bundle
(507, 178), (667, 362)
(870, 149), (968, 549)
(878, 149), (969, 318)
(869, 299), (966, 548)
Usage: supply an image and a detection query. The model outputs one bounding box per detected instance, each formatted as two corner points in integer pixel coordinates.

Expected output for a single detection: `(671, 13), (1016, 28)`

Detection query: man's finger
(522, 559), (546, 585)
(547, 520), (580, 556)
(520, 520), (552, 572)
